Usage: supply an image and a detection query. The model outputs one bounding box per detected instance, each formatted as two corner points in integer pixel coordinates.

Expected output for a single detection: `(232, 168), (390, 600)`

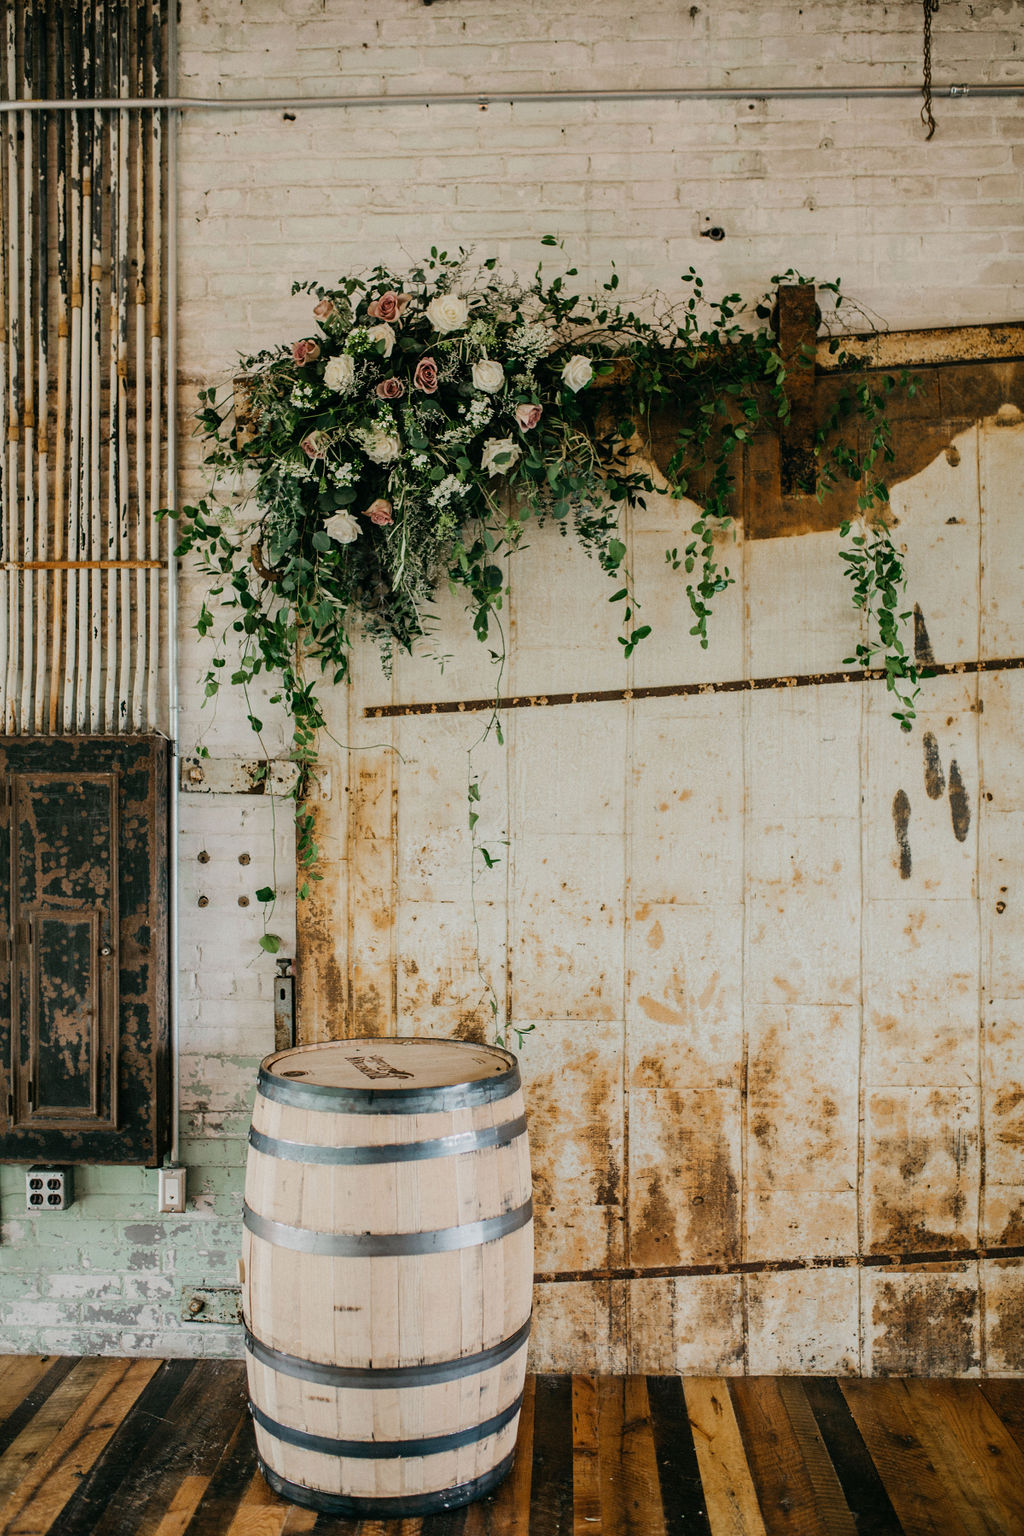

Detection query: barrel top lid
(262, 1038), (516, 1092)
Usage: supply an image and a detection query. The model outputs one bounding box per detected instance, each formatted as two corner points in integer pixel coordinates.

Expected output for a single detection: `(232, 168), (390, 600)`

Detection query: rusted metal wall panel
(302, 393), (1024, 1375)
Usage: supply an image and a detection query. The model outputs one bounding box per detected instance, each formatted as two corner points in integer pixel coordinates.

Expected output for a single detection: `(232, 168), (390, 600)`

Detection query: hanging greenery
(166, 242), (919, 924)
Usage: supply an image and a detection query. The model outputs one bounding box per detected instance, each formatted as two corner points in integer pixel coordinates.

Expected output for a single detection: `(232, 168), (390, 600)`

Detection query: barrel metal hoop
(250, 1393), (522, 1460)
(244, 1314), (532, 1388)
(243, 1197), (533, 1257)
(247, 1114), (528, 1166)
(256, 1062), (521, 1114)
(257, 1450), (516, 1517)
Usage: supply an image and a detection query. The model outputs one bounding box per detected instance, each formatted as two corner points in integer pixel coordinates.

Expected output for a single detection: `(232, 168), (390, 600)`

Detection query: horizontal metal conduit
(364, 655), (1024, 721)
(0, 83), (1019, 112)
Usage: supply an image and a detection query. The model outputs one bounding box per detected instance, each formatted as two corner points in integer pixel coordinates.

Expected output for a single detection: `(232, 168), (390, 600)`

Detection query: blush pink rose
(413, 356), (439, 394)
(292, 338), (321, 365)
(515, 403), (543, 431)
(301, 431), (328, 459)
(375, 377), (405, 401)
(312, 298), (335, 322)
(365, 498), (394, 526)
(368, 291), (412, 322)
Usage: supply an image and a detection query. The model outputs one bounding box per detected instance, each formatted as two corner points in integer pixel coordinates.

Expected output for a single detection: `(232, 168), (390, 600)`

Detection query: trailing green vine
(165, 242), (920, 946)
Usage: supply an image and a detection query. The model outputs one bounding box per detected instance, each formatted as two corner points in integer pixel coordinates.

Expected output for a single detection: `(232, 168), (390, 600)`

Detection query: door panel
(1, 737), (168, 1165)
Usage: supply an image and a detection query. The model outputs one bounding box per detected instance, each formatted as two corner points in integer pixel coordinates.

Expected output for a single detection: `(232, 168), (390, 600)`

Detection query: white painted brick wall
(5, 0), (1021, 1360)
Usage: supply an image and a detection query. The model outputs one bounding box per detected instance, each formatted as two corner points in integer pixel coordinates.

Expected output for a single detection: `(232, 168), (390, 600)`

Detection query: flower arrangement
(170, 243), (918, 919)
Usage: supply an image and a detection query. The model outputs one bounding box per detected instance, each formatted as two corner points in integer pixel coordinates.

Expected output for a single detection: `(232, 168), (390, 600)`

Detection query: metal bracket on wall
(273, 959), (296, 1053)
(179, 757), (301, 796)
(181, 1285), (243, 1324)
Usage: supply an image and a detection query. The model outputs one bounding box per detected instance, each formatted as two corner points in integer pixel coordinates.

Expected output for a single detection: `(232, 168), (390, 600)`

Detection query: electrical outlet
(158, 1165), (186, 1213)
(26, 1166), (74, 1211)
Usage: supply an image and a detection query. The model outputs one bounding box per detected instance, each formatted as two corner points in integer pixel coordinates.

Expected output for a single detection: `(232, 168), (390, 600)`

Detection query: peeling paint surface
(303, 406), (1024, 1374)
(0, 738), (169, 1167)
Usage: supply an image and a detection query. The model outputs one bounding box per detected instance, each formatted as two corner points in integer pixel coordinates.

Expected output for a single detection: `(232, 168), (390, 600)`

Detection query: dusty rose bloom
(368, 290), (409, 322)
(301, 431), (328, 459)
(292, 338), (321, 365)
(365, 498), (394, 526)
(413, 356), (439, 394)
(312, 298), (335, 322)
(515, 403), (543, 431)
(375, 377), (405, 401)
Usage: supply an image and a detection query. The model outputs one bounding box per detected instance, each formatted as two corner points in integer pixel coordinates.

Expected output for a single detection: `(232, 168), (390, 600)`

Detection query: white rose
(323, 354), (355, 393)
(367, 323), (396, 359)
(323, 511), (361, 545)
(426, 293), (469, 334)
(561, 354), (594, 392)
(481, 437), (521, 477)
(360, 427), (402, 464)
(471, 358), (504, 394)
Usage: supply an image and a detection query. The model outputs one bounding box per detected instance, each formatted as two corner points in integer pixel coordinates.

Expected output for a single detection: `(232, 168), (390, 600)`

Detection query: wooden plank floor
(2, 1359), (1024, 1535)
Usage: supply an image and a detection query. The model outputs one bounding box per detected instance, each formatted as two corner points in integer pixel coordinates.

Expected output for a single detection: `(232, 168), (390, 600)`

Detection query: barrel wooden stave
(250, 1422), (521, 1503)
(242, 1042), (532, 1511)
(248, 1348), (527, 1501)
(242, 1233), (534, 1392)
(245, 1348), (527, 1441)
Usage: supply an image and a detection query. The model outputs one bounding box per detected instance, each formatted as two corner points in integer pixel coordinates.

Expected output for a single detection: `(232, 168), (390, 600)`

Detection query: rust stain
(526, 1045), (623, 1271)
(994, 1203), (1024, 1247)
(631, 1087), (740, 1270)
(871, 1276), (978, 1375)
(892, 790), (912, 880)
(449, 1014), (488, 1045)
(988, 1271), (1024, 1372)
(295, 798), (346, 1040)
(992, 1085), (1024, 1120)
(869, 1090), (978, 1256)
(922, 733), (945, 799)
(871, 1199), (972, 1259)
(915, 606), (938, 668)
(948, 760), (971, 843)
(646, 920), (665, 951)
(638, 992), (685, 1028)
(350, 979), (385, 1034)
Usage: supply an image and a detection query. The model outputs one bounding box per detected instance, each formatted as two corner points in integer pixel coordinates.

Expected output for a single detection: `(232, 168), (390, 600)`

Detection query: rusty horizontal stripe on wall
(535, 1243), (1024, 1284)
(0, 560), (166, 571)
(365, 655), (1024, 720)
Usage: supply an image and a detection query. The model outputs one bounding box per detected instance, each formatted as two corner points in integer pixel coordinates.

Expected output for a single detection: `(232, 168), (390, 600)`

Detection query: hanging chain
(921, 0), (940, 139)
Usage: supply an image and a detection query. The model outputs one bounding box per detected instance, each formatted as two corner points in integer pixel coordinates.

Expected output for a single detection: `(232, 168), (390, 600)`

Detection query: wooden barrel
(241, 1037), (533, 1518)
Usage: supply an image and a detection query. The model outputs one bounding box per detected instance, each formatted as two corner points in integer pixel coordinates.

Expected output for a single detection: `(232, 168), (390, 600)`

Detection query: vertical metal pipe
(105, 0), (118, 731)
(33, 0), (48, 734)
(64, 0), (82, 731)
(166, 0), (183, 1165)
(88, 0), (104, 731)
(50, 0), (69, 732)
(5, 2), (21, 733)
(132, 0), (147, 730)
(147, 0), (161, 731)
(116, 0), (130, 732)
(20, 0), (35, 733)
(0, 5), (7, 728)
(74, 2), (91, 731)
